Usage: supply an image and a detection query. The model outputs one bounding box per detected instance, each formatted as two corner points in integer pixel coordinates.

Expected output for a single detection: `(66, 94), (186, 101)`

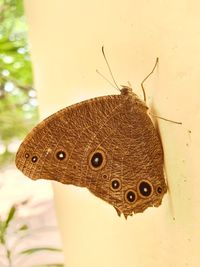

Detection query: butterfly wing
(16, 92), (167, 217)
(15, 94), (125, 182)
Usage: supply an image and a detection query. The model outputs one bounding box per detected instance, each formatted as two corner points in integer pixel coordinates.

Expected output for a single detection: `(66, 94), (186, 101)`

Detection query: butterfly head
(120, 85), (133, 95)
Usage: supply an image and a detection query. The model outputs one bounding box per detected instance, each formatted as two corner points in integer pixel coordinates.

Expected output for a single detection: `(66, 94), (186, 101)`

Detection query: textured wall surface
(24, 1), (199, 266)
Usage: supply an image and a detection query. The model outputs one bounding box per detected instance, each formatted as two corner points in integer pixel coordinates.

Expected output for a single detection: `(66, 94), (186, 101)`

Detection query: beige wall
(24, 1), (200, 266)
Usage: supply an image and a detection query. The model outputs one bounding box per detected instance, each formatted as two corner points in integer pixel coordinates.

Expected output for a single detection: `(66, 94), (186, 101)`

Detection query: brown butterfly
(15, 48), (168, 218)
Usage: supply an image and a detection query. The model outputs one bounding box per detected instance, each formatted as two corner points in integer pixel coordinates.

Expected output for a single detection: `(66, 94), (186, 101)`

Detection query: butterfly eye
(110, 178), (121, 191)
(91, 152), (103, 166)
(156, 186), (163, 194)
(56, 150), (67, 160)
(89, 149), (106, 170)
(31, 156), (38, 163)
(138, 180), (153, 198)
(125, 190), (137, 204)
(25, 153), (29, 159)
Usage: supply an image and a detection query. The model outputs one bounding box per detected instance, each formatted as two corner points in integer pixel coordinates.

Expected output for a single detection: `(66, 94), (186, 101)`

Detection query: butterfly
(15, 48), (168, 218)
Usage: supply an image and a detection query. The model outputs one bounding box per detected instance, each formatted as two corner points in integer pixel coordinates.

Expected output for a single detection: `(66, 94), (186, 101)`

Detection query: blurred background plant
(0, 0), (39, 167)
(0, 200), (63, 267)
(0, 1), (64, 266)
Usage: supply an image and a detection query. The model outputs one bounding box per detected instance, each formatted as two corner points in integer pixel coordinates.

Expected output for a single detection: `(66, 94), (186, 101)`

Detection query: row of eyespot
(25, 149), (111, 167)
(25, 149), (104, 163)
(26, 150), (102, 163)
(25, 151), (163, 203)
(88, 151), (163, 201)
(25, 150), (66, 162)
(110, 178), (163, 203)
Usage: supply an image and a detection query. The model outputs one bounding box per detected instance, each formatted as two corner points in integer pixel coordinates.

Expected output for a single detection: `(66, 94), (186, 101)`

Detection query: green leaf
(5, 205), (16, 229)
(18, 224), (29, 231)
(0, 220), (5, 244)
(6, 249), (11, 259)
(0, 206), (15, 242)
(20, 247), (62, 255)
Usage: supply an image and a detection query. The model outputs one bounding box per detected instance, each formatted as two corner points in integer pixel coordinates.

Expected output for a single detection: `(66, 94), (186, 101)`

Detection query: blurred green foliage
(0, 0), (38, 167)
(0, 201), (64, 267)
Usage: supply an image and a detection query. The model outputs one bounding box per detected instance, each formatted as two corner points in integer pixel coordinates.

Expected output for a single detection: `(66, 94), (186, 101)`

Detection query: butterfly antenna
(141, 57), (159, 102)
(96, 69), (119, 90)
(102, 46), (121, 91)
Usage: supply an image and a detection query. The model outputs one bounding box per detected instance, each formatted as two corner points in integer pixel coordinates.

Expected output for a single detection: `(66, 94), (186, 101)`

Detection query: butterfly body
(16, 86), (167, 218)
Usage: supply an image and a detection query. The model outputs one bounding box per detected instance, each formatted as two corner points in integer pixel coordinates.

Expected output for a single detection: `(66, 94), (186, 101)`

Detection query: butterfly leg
(149, 112), (182, 125)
